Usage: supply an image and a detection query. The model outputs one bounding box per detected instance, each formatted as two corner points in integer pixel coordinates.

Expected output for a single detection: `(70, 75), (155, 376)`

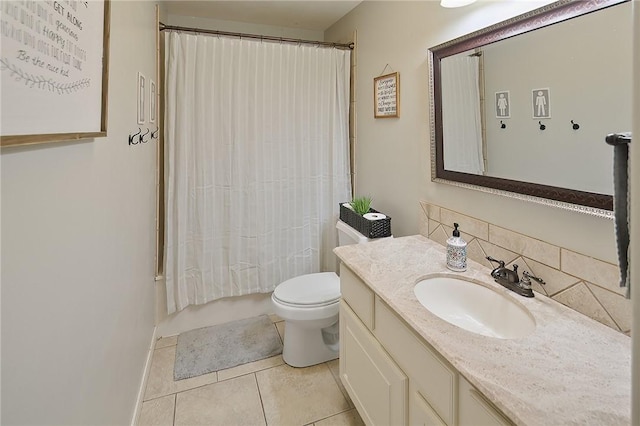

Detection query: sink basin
(414, 277), (535, 339)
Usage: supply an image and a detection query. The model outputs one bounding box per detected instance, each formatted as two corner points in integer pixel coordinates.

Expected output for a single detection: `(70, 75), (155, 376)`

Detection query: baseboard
(130, 326), (158, 426)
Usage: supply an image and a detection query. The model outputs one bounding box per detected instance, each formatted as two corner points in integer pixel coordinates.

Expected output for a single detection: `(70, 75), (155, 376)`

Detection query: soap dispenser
(446, 223), (467, 272)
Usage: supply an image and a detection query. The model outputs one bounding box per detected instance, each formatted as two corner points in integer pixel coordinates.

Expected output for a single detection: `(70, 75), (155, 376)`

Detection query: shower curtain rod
(159, 23), (354, 50)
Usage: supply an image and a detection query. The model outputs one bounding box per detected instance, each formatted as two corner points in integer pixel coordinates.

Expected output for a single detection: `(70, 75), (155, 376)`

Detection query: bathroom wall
(1, 2), (158, 424)
(325, 1), (618, 266)
(631, 3), (639, 423)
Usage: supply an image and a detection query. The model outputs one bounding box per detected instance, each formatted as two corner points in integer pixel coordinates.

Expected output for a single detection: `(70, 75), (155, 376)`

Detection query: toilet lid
(273, 272), (340, 307)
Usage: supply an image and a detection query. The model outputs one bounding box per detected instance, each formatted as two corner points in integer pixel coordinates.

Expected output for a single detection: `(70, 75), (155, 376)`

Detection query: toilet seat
(272, 272), (340, 308)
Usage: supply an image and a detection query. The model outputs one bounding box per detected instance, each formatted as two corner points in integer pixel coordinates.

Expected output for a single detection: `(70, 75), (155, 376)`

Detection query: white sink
(414, 277), (535, 339)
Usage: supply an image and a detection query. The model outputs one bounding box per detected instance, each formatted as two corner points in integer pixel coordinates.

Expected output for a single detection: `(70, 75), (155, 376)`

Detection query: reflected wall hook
(571, 120), (580, 130)
(500, 120), (506, 129)
(538, 121), (546, 131)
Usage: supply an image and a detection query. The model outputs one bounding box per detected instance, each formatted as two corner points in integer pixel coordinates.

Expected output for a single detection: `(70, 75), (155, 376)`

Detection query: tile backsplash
(419, 201), (631, 334)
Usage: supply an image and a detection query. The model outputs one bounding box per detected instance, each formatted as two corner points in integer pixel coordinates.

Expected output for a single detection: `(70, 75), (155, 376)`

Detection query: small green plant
(351, 196), (372, 215)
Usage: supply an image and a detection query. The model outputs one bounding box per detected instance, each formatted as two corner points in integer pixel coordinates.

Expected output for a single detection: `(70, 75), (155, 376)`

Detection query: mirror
(429, 0), (631, 217)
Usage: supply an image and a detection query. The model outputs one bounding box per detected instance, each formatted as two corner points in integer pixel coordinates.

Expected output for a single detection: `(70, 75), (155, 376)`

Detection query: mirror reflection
(432, 0), (631, 212)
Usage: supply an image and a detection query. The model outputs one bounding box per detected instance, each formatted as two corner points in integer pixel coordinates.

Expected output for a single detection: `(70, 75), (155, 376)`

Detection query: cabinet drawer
(340, 264), (374, 330)
(340, 302), (408, 426)
(458, 376), (513, 426)
(374, 297), (456, 425)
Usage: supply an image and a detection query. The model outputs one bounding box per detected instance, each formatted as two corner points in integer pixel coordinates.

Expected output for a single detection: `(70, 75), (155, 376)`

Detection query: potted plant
(350, 196), (372, 216)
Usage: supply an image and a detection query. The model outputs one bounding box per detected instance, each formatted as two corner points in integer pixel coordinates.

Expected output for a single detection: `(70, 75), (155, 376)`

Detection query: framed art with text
(374, 72), (400, 118)
(0, 0), (111, 147)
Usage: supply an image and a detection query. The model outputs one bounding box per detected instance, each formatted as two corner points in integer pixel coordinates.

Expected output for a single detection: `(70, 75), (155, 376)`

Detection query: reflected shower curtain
(164, 32), (352, 314)
(441, 56), (485, 174)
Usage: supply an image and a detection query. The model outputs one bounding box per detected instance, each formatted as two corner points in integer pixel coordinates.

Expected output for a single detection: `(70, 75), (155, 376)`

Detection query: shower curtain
(441, 56), (485, 175)
(163, 32), (352, 314)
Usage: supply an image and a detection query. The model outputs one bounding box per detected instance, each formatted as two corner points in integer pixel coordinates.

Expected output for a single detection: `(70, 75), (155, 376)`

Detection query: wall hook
(571, 120), (580, 130)
(500, 120), (506, 129)
(538, 121), (546, 131)
(128, 128), (142, 145)
(139, 128), (150, 144)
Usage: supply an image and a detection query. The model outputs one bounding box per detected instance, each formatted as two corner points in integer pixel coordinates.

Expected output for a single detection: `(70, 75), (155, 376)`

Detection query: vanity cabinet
(339, 264), (512, 426)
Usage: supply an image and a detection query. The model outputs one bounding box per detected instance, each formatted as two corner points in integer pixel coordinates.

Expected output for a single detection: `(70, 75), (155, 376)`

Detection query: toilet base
(282, 318), (339, 368)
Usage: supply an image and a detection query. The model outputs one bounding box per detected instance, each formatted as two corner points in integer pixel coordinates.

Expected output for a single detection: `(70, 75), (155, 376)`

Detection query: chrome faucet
(486, 256), (545, 298)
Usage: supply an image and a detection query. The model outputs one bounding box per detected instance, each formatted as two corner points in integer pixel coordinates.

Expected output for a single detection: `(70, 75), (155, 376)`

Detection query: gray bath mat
(174, 315), (283, 381)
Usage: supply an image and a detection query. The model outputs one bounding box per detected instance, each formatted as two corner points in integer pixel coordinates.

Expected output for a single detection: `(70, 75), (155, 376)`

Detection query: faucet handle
(486, 256), (505, 268)
(521, 270), (545, 285)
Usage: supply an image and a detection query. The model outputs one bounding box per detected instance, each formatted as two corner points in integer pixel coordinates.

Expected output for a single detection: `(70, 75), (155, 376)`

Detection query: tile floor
(137, 315), (364, 426)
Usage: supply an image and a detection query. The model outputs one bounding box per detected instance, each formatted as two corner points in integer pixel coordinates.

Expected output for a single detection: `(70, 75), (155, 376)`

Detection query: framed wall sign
(149, 79), (157, 124)
(532, 88), (551, 119)
(374, 72), (400, 118)
(137, 72), (146, 125)
(495, 91), (511, 118)
(0, 0), (111, 147)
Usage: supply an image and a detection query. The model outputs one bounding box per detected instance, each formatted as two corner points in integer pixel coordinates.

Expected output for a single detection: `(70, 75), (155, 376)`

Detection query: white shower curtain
(163, 32), (352, 314)
(441, 56), (485, 175)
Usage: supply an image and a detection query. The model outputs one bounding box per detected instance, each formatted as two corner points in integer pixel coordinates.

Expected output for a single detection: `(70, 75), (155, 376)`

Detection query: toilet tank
(336, 220), (371, 246)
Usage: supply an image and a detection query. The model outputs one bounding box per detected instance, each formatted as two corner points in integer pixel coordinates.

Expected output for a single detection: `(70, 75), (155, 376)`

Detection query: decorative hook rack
(128, 126), (159, 145)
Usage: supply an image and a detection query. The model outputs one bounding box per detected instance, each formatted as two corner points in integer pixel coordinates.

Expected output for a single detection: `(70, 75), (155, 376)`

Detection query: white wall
(1, 2), (158, 424)
(631, 1), (639, 422)
(325, 0), (617, 264)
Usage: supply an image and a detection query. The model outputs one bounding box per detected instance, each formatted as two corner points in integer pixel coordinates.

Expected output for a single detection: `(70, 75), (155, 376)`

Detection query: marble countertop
(334, 235), (631, 426)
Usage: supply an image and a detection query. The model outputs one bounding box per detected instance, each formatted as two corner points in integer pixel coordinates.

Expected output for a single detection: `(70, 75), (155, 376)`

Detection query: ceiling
(163, 1), (362, 31)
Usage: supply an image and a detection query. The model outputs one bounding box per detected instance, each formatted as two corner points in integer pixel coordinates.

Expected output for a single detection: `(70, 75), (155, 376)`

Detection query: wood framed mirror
(428, 0), (631, 218)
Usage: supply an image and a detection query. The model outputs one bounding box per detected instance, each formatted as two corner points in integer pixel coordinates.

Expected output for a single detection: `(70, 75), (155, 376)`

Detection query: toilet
(271, 219), (375, 367)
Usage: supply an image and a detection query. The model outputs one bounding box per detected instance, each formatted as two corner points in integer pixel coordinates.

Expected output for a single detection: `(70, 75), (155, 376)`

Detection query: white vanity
(334, 235), (631, 425)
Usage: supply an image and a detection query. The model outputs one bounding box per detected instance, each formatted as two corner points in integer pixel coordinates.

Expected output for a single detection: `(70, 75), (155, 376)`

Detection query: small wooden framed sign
(374, 72), (400, 118)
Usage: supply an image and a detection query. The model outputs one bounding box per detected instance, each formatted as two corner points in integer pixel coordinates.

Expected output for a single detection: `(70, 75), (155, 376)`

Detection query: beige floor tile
(314, 409), (365, 426)
(275, 321), (285, 343)
(144, 346), (218, 401)
(138, 394), (175, 426)
(155, 335), (178, 349)
(326, 359), (353, 408)
(218, 355), (285, 382)
(175, 374), (266, 426)
(269, 313), (283, 323)
(257, 363), (350, 425)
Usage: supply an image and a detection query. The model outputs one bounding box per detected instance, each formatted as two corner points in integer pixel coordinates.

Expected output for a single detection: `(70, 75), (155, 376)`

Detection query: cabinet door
(409, 385), (446, 426)
(374, 297), (456, 425)
(458, 376), (513, 426)
(340, 303), (408, 426)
